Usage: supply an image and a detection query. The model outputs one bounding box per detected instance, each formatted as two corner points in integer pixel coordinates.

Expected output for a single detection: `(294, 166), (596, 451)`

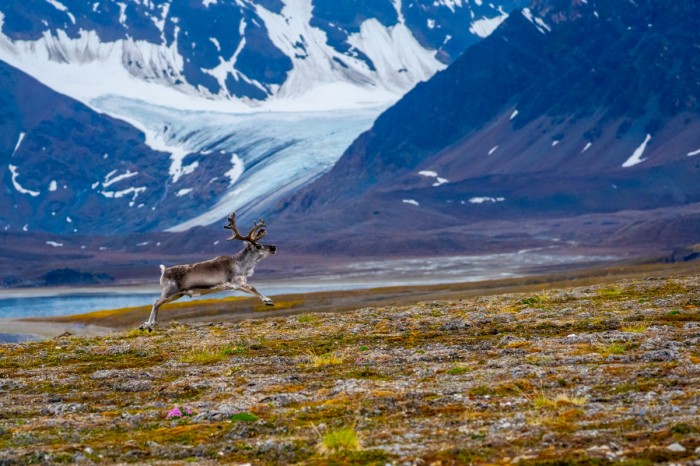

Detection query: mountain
(0, 0), (530, 238)
(0, 0), (528, 107)
(272, 0), (700, 255)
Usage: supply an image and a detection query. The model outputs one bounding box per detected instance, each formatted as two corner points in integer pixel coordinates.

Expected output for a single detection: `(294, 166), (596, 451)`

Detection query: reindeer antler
(224, 212), (267, 243)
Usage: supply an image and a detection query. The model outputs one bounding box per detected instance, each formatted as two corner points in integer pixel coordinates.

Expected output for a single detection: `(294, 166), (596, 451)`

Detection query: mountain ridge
(0, 0), (528, 109)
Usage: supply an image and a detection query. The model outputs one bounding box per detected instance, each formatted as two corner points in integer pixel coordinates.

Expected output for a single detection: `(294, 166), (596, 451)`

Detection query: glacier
(93, 96), (379, 230)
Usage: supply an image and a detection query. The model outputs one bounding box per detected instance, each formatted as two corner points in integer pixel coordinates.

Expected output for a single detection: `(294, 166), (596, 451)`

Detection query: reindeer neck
(232, 244), (261, 271)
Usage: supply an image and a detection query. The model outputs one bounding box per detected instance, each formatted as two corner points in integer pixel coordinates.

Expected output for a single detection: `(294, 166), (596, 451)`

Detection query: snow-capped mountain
(0, 0), (528, 108)
(0, 0), (529, 237)
(272, 0), (700, 255)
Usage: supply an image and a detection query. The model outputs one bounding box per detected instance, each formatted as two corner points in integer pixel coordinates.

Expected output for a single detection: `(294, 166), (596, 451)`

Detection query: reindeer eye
(255, 244), (262, 250)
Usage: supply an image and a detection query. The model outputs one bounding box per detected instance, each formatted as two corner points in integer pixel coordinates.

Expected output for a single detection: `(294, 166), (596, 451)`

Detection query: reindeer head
(224, 212), (277, 255)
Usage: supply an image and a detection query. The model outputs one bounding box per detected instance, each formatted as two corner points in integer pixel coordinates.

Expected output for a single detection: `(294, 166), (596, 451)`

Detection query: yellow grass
(319, 427), (361, 454)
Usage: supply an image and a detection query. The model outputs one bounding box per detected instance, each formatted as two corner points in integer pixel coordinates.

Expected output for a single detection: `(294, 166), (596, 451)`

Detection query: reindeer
(139, 212), (277, 331)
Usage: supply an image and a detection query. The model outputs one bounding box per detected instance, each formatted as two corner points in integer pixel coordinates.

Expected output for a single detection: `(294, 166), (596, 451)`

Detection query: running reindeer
(139, 212), (277, 331)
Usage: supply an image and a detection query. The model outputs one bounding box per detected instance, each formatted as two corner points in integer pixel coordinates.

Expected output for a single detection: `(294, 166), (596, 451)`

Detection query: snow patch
(469, 10), (508, 38)
(433, 0), (464, 13)
(418, 170), (448, 186)
(402, 199), (419, 206)
(488, 145), (499, 155)
(687, 147), (700, 157)
(509, 109), (519, 120)
(468, 196), (505, 204)
(103, 169), (138, 187)
(582, 142), (592, 153)
(13, 132), (26, 155)
(521, 8), (551, 34)
(8, 165), (40, 197)
(225, 154), (244, 185)
(622, 134), (651, 168)
(46, 0), (76, 24)
(176, 188), (193, 197)
(392, 0), (406, 24)
(46, 241), (63, 247)
(49, 180), (57, 191)
(180, 161), (199, 178)
(101, 186), (147, 204)
(117, 2), (127, 25)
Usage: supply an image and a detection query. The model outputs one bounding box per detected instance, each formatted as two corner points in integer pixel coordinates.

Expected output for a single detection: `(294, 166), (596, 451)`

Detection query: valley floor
(1, 267), (700, 464)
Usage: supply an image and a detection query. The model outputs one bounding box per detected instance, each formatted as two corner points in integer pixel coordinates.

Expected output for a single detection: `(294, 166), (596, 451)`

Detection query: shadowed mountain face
(271, 0), (700, 255)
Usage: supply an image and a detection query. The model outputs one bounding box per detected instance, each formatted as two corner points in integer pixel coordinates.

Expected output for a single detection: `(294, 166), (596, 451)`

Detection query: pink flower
(166, 406), (183, 418)
(184, 406), (192, 415)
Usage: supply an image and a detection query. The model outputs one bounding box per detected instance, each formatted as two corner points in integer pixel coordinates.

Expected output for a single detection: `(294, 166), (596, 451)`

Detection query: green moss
(670, 422), (694, 434)
(446, 365), (469, 375)
(521, 296), (542, 305)
(230, 412), (258, 422)
(597, 286), (624, 298)
(179, 345), (235, 364)
(298, 314), (320, 324)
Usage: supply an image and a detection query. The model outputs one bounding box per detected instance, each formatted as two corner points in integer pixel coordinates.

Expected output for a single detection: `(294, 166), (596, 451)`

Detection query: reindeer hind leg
(140, 286), (183, 331)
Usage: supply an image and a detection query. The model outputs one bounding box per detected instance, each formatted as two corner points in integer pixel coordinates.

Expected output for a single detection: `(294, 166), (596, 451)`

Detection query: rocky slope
(1, 274), (699, 463)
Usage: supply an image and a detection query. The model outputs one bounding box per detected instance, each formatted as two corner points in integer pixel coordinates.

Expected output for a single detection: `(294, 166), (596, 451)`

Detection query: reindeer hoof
(139, 322), (155, 331)
(264, 300), (274, 306)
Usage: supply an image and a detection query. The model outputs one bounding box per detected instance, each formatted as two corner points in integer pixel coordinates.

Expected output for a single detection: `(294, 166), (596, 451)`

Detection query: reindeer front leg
(229, 282), (274, 306)
(140, 291), (182, 331)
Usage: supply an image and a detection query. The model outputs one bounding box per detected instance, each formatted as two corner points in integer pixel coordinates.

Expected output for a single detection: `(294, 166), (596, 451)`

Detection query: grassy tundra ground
(1, 271), (700, 464)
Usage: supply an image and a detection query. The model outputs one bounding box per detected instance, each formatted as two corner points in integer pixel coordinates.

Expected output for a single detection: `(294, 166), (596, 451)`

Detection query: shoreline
(0, 319), (115, 342)
(3, 257), (697, 342)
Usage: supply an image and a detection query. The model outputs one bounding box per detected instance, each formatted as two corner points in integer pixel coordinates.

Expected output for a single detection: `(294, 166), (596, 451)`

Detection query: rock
(40, 403), (86, 415)
(641, 349), (679, 362)
(113, 380), (152, 392)
(666, 442), (685, 452)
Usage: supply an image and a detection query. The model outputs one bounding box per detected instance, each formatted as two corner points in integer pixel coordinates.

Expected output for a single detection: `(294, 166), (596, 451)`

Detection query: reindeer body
(139, 214), (276, 331)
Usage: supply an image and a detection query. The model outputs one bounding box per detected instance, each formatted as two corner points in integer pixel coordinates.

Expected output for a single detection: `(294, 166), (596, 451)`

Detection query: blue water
(0, 292), (157, 320)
